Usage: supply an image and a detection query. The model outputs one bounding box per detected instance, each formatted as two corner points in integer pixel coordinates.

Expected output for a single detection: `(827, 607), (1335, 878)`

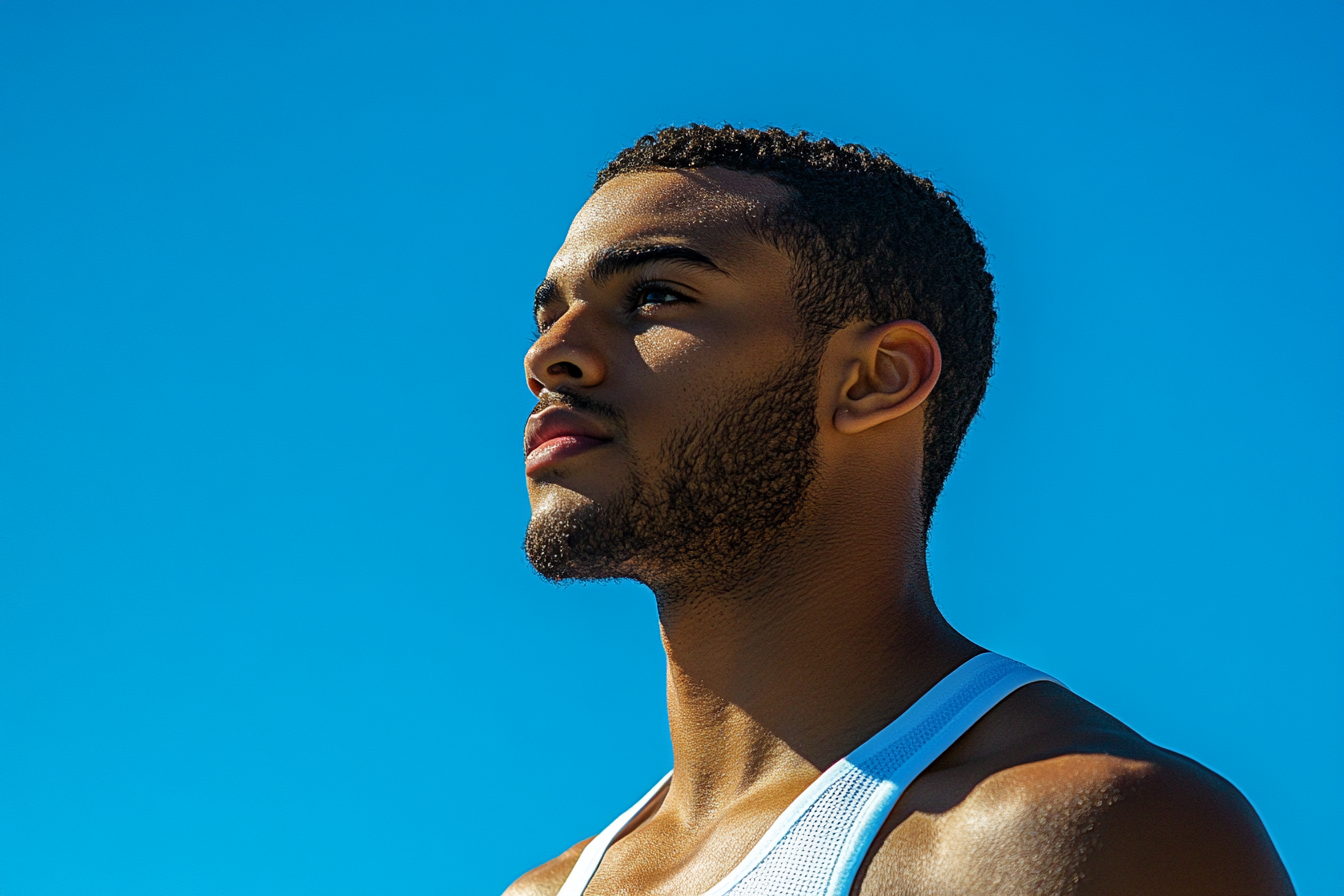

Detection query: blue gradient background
(1, 2), (1339, 893)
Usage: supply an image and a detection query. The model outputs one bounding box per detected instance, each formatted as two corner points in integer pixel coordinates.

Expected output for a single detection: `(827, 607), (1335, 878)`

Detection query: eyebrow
(533, 243), (726, 314)
(591, 243), (724, 286)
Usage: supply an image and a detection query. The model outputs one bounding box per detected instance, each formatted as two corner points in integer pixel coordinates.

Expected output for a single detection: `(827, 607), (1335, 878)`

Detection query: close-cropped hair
(596, 125), (997, 528)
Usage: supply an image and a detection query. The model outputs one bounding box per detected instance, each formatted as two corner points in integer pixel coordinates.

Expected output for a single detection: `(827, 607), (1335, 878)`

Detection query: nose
(524, 304), (608, 397)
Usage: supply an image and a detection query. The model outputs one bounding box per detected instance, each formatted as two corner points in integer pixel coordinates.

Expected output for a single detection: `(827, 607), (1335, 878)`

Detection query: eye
(629, 282), (689, 312)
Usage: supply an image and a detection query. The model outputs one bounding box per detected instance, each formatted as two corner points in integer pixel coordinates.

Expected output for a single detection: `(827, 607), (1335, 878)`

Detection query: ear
(832, 320), (942, 435)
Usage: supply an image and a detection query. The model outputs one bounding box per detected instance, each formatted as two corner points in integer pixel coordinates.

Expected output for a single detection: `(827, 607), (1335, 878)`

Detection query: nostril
(548, 361), (582, 379)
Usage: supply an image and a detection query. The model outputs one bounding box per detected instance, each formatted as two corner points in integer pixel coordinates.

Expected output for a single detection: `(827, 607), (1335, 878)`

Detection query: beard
(523, 348), (823, 597)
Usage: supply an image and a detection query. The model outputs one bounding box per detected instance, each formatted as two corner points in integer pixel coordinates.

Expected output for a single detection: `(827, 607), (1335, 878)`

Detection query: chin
(527, 465), (626, 506)
(527, 479), (592, 517)
(523, 487), (641, 584)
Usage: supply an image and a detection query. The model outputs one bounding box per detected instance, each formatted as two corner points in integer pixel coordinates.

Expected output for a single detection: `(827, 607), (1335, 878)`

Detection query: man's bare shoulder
(857, 682), (1294, 895)
(1073, 749), (1292, 895)
(502, 837), (593, 896)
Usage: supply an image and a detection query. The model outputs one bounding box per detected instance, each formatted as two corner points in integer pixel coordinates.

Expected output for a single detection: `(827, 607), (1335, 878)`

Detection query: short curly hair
(596, 124), (997, 529)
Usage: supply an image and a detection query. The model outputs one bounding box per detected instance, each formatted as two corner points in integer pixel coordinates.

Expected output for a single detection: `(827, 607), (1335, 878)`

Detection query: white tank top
(557, 652), (1060, 896)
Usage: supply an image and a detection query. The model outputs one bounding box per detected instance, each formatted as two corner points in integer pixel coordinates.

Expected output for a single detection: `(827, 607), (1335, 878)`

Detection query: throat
(655, 561), (978, 828)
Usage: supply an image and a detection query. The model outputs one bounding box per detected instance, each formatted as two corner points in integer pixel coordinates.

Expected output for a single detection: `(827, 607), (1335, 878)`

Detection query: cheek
(626, 330), (721, 442)
(633, 328), (704, 372)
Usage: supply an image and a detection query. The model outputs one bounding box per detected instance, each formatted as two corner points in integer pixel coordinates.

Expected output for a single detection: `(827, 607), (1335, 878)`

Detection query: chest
(583, 772), (1093, 896)
(562, 656), (1065, 896)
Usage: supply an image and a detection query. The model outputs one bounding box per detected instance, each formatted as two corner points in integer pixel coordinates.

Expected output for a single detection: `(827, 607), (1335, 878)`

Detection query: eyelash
(623, 279), (690, 314)
(535, 279), (690, 335)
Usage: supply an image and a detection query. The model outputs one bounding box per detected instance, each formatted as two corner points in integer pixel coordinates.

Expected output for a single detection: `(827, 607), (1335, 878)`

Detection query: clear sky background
(1, 1), (1339, 893)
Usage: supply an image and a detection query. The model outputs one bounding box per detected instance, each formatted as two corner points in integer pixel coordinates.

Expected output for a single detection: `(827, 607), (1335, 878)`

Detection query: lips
(524, 407), (614, 475)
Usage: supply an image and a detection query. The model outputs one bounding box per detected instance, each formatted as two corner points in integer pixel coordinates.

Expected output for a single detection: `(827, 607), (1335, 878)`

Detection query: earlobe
(831, 321), (941, 436)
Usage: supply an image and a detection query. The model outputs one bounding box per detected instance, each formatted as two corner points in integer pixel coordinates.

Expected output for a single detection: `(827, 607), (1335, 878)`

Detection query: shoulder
(501, 837), (593, 896)
(960, 747), (1291, 895)
(1066, 750), (1294, 895)
(857, 682), (1293, 895)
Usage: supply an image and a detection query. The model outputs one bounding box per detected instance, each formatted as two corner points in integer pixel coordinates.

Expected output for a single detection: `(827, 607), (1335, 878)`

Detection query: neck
(650, 515), (979, 824)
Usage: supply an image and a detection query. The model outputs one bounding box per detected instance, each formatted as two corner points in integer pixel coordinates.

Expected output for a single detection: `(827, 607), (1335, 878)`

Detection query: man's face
(523, 168), (822, 591)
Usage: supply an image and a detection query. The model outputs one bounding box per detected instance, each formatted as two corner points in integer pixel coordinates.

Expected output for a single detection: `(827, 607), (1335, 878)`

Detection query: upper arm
(501, 838), (593, 896)
(1078, 760), (1294, 896)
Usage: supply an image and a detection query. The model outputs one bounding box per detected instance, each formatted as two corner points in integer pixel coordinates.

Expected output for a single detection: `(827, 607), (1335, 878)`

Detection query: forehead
(548, 168), (792, 279)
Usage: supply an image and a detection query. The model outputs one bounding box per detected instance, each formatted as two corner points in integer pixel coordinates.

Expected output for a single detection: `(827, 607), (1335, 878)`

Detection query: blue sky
(1, 1), (1340, 893)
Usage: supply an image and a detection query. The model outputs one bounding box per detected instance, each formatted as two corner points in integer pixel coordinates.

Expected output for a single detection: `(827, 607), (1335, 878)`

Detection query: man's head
(523, 125), (995, 593)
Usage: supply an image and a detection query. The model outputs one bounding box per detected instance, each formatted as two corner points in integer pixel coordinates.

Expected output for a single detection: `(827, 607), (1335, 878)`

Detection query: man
(506, 125), (1292, 895)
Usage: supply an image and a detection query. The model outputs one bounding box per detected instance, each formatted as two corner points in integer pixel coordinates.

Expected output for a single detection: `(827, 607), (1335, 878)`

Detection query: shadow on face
(522, 169), (827, 595)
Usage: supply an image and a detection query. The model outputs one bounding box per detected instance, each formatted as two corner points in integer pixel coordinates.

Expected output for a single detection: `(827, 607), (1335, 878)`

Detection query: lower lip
(525, 435), (611, 475)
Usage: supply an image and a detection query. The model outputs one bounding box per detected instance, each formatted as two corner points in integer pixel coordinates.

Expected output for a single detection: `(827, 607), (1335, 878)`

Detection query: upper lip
(524, 406), (616, 455)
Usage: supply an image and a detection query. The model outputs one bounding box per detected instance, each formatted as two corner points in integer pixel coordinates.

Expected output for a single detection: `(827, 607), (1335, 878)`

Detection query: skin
(505, 168), (1294, 895)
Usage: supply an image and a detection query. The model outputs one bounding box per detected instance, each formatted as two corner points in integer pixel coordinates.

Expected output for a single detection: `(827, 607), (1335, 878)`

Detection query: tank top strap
(555, 771), (672, 896)
(816, 653), (1060, 896)
(558, 653), (1060, 896)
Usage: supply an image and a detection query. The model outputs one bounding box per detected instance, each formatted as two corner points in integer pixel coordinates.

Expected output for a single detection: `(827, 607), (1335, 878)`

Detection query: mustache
(530, 389), (626, 427)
